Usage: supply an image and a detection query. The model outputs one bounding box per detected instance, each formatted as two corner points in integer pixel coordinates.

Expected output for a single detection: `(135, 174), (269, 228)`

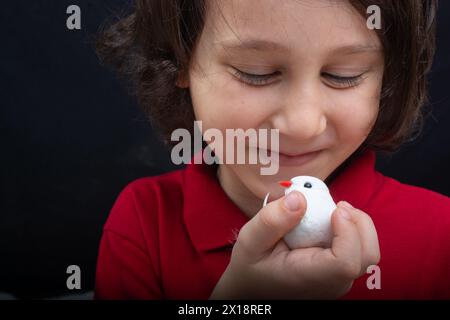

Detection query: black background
(1, 1), (449, 298)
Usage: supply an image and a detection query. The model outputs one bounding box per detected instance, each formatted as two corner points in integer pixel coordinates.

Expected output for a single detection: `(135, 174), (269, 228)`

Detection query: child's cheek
(330, 88), (380, 141)
(210, 74), (275, 129)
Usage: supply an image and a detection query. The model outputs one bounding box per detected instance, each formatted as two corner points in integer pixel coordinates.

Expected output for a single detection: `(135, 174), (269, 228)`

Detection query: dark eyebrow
(215, 38), (381, 55)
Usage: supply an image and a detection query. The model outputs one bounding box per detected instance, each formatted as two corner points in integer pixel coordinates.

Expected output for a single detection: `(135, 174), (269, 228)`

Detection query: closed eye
(231, 68), (280, 86)
(231, 67), (365, 89)
(321, 72), (365, 89)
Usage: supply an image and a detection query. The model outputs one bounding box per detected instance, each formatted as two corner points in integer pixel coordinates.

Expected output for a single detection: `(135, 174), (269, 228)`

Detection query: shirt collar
(328, 149), (380, 209)
(183, 149), (379, 252)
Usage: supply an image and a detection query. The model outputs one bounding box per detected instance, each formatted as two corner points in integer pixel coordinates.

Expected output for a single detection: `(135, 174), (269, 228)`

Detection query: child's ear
(176, 69), (189, 88)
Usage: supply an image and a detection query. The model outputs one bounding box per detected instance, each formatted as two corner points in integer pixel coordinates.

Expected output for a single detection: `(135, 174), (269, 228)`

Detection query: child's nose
(271, 84), (327, 140)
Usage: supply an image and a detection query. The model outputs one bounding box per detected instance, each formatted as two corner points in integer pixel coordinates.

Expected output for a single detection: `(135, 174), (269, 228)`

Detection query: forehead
(202, 0), (381, 57)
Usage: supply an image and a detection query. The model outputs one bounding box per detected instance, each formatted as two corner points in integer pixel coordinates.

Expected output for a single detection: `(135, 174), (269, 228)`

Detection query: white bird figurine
(263, 176), (337, 249)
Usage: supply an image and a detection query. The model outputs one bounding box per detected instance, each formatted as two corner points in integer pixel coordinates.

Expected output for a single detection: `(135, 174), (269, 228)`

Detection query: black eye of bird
(304, 182), (312, 188)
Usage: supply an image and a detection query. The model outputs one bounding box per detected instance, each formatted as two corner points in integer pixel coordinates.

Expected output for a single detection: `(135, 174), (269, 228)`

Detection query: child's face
(184, 0), (384, 215)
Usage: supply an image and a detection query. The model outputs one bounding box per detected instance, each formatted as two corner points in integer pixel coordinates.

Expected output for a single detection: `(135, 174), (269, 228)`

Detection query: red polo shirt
(94, 149), (450, 299)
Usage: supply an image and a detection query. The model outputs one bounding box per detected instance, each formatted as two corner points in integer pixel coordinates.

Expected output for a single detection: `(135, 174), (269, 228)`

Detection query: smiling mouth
(265, 149), (322, 167)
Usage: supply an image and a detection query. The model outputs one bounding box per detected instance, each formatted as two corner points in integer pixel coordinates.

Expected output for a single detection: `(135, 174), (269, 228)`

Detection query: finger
(326, 205), (363, 280)
(236, 191), (306, 262)
(339, 201), (380, 274)
(272, 240), (290, 257)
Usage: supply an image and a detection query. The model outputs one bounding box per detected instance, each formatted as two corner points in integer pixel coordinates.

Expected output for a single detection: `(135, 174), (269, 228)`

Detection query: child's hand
(209, 191), (380, 299)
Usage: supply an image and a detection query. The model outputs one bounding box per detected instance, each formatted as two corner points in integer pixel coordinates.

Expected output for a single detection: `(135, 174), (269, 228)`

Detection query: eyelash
(321, 72), (364, 88)
(232, 68), (280, 86)
(232, 68), (364, 88)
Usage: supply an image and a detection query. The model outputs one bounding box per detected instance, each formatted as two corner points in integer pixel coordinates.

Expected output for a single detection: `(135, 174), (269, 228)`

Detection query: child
(94, 0), (450, 299)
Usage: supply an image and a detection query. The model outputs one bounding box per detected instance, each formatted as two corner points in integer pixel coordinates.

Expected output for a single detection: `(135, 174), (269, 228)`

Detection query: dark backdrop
(1, 1), (449, 298)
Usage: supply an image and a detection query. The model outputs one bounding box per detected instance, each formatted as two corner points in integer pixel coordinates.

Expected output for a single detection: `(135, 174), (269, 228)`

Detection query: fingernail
(284, 192), (302, 211)
(338, 206), (352, 220)
(340, 201), (354, 209)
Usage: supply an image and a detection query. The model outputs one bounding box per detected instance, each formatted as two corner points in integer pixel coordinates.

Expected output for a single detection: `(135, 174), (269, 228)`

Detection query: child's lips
(254, 147), (324, 166)
(273, 150), (322, 167)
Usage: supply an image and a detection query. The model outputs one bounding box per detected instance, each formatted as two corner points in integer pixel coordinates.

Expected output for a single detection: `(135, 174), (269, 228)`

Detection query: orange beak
(279, 180), (292, 188)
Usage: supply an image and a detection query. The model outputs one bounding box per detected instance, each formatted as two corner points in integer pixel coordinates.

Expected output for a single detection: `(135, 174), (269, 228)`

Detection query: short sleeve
(94, 183), (163, 299)
(94, 230), (163, 299)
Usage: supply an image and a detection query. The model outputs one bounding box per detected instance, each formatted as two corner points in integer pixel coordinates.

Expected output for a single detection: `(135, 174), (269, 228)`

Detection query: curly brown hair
(96, 0), (437, 157)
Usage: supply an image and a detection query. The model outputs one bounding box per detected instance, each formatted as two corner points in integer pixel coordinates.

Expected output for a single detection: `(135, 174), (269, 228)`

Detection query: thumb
(236, 191), (306, 262)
